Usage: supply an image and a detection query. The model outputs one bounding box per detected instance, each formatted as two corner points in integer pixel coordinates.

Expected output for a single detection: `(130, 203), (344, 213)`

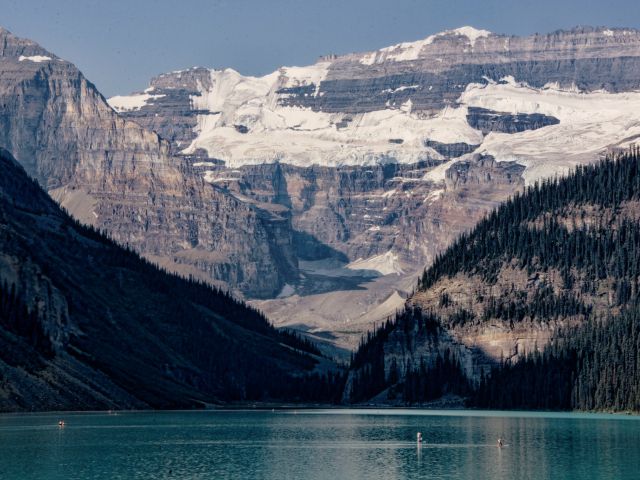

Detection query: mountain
(0, 148), (342, 412)
(108, 26), (640, 353)
(3, 25), (640, 354)
(111, 26), (640, 174)
(346, 150), (640, 411)
(0, 26), (298, 299)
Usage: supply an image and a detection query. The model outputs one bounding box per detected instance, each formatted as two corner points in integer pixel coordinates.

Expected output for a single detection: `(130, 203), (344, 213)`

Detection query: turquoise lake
(0, 409), (639, 479)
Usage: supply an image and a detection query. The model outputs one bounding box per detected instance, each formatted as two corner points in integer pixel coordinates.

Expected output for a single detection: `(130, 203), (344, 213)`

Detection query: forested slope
(0, 149), (342, 411)
(347, 149), (640, 411)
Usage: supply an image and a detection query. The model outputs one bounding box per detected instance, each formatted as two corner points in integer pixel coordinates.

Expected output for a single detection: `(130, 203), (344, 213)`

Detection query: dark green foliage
(350, 318), (396, 371)
(0, 149), (340, 408)
(420, 149), (640, 295)
(471, 307), (640, 411)
(348, 319), (390, 402)
(401, 349), (471, 404)
(348, 307), (446, 403)
(278, 370), (348, 404)
(63, 217), (277, 337)
(482, 282), (592, 325)
(277, 329), (323, 357)
(0, 280), (53, 357)
(446, 149), (640, 410)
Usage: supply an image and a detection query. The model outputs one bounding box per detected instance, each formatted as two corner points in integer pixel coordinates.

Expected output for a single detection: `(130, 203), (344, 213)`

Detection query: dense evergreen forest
(347, 307), (471, 404)
(59, 216), (342, 402)
(348, 149), (640, 410)
(0, 280), (52, 357)
(420, 148), (640, 297)
(471, 307), (640, 411)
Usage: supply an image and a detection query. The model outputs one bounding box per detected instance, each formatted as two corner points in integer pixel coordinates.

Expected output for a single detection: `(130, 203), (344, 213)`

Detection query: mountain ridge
(110, 25), (640, 180)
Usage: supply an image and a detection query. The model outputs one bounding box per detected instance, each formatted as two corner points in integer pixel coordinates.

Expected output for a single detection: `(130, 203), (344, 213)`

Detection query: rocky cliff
(0, 27), (298, 298)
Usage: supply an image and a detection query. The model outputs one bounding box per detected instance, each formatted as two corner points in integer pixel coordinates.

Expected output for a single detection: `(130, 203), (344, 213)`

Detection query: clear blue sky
(2, 0), (639, 96)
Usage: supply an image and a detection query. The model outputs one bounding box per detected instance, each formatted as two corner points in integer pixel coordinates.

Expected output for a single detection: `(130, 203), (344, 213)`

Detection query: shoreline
(1, 405), (638, 417)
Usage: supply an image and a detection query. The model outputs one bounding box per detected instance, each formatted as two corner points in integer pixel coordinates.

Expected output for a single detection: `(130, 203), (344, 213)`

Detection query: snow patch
(202, 171), (240, 183)
(347, 251), (405, 276)
(177, 65), (640, 184)
(381, 85), (420, 94)
(449, 26), (492, 46)
(183, 99), (479, 168)
(280, 62), (330, 97)
(108, 93), (166, 112)
(375, 34), (436, 62)
(192, 161), (219, 167)
(359, 52), (377, 66)
(459, 79), (640, 184)
(18, 55), (51, 63)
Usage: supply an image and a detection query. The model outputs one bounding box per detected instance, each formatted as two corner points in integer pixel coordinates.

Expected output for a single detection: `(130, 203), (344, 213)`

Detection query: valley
(1, 22), (640, 410)
(106, 26), (640, 352)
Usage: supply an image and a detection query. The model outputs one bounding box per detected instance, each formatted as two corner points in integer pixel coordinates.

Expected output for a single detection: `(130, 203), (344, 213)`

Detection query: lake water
(0, 409), (639, 479)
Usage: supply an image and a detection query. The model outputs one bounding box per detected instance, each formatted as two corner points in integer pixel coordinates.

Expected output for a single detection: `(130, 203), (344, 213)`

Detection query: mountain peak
(444, 26), (493, 43)
(359, 26), (493, 65)
(0, 26), (53, 59)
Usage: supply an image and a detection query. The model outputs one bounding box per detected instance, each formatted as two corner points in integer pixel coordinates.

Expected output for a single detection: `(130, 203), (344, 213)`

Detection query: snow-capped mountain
(111, 26), (640, 183)
(106, 26), (640, 353)
(3, 25), (640, 355)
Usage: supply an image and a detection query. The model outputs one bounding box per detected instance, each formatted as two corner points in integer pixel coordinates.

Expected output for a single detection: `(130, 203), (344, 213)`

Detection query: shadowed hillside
(0, 148), (343, 411)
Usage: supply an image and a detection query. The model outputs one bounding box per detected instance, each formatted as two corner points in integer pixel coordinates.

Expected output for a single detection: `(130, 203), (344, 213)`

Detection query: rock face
(238, 155), (525, 357)
(284, 26), (640, 113)
(0, 149), (317, 411)
(208, 156), (523, 269)
(0, 27), (173, 191)
(110, 68), (214, 149)
(424, 140), (479, 158)
(466, 107), (560, 134)
(0, 27), (297, 298)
